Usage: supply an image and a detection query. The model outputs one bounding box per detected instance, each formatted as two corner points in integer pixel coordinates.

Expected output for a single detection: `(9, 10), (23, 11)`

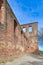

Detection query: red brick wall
(0, 0), (23, 57)
(0, 0), (38, 58)
(21, 22), (38, 54)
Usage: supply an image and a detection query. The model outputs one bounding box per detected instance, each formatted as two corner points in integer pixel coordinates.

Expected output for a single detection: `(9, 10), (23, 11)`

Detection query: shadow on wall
(0, 0), (3, 9)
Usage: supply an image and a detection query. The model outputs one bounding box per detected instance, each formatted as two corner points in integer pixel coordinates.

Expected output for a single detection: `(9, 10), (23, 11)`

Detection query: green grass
(39, 50), (43, 55)
(0, 58), (16, 65)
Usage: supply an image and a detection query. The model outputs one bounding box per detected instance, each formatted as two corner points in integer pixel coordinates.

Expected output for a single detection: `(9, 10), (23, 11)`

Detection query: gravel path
(0, 54), (43, 65)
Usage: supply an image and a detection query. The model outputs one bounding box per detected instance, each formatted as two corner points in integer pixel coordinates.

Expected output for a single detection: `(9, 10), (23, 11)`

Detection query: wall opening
(14, 20), (17, 32)
(14, 20), (18, 40)
(0, 22), (3, 30)
(22, 28), (26, 33)
(0, 0), (3, 9)
(28, 26), (32, 32)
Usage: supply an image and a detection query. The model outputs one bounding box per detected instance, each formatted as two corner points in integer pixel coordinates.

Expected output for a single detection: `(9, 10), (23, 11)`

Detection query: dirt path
(0, 54), (43, 65)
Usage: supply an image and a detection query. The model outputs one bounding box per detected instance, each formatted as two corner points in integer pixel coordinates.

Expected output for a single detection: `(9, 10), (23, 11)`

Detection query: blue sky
(7, 0), (43, 51)
(38, 41), (43, 51)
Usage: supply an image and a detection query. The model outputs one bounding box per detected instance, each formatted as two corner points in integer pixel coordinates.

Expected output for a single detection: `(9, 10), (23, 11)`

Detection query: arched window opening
(22, 28), (26, 33)
(14, 20), (17, 32)
(28, 26), (32, 32)
(14, 20), (18, 40)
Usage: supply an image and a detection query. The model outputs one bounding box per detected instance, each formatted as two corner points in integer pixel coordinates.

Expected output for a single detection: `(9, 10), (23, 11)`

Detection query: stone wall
(0, 0), (38, 58)
(21, 22), (38, 53)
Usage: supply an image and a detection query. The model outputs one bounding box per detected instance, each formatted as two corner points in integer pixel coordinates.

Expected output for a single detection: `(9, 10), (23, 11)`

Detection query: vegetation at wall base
(39, 50), (43, 55)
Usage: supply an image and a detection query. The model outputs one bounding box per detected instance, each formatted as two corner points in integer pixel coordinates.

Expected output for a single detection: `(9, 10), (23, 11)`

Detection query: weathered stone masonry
(21, 23), (38, 53)
(0, 0), (38, 58)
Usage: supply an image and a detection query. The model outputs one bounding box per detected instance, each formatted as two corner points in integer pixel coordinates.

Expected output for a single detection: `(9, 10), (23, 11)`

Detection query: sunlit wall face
(7, 0), (43, 51)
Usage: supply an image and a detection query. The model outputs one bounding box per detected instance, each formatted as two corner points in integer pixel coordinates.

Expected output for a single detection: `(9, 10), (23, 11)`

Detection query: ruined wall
(0, 0), (21, 58)
(0, 0), (38, 58)
(0, 0), (7, 53)
(21, 22), (38, 54)
(0, 0), (25, 58)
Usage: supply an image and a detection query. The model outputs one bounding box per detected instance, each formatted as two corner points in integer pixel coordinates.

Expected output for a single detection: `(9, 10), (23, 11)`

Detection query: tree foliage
(38, 28), (43, 41)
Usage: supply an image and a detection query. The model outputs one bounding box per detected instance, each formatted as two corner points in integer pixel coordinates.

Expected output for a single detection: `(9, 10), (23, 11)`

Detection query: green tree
(38, 28), (43, 41)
